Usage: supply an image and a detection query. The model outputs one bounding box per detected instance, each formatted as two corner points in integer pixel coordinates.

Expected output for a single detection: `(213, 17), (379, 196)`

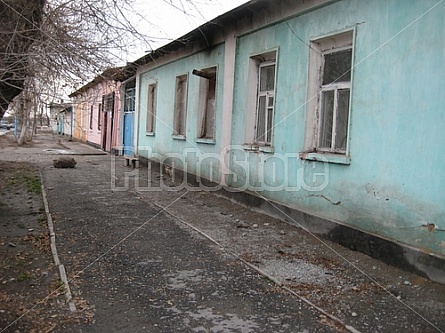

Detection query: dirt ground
(0, 160), (74, 332)
(0, 133), (93, 332)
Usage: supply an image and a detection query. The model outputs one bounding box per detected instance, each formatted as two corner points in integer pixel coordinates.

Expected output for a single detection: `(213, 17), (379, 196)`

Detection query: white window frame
(173, 74), (188, 138)
(124, 87), (136, 113)
(146, 83), (157, 134)
(244, 49), (277, 150)
(317, 46), (352, 153)
(255, 61), (276, 146)
(304, 30), (354, 158)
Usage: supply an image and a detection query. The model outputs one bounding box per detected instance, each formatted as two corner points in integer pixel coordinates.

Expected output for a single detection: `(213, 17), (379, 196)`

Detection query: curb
(40, 170), (77, 312)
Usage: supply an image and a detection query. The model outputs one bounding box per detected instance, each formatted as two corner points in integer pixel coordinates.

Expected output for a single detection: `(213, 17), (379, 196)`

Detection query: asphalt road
(42, 155), (340, 332)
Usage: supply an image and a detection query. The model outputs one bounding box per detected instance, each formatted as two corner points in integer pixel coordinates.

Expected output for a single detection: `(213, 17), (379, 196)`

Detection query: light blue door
(123, 86), (136, 156)
(123, 112), (134, 156)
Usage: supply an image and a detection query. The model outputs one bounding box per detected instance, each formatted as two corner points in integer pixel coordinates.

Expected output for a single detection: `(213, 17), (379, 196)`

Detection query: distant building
(49, 102), (72, 136)
(69, 68), (125, 153)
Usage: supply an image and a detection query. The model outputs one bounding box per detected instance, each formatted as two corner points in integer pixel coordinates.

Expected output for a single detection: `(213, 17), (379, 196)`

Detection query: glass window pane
(319, 90), (334, 149)
(334, 89), (350, 150)
(204, 78), (216, 138)
(256, 96), (266, 142)
(260, 64), (275, 92)
(266, 96), (274, 143)
(266, 106), (273, 144)
(323, 49), (352, 85)
(125, 88), (135, 112)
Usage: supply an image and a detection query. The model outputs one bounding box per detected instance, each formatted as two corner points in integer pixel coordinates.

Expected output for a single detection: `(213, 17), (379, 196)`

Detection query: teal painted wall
(137, 44), (226, 184)
(229, 0), (445, 256)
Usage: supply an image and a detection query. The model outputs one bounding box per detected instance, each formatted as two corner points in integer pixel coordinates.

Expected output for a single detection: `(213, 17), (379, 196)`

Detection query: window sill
(172, 134), (186, 141)
(299, 151), (350, 165)
(242, 144), (275, 154)
(146, 132), (155, 137)
(196, 138), (216, 145)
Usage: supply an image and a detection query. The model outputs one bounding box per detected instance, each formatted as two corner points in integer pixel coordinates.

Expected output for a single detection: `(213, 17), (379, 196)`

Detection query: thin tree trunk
(39, 105), (43, 126)
(17, 95), (27, 145)
(29, 94), (38, 141)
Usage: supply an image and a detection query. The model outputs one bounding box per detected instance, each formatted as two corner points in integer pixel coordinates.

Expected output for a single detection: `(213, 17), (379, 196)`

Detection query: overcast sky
(118, 0), (249, 63)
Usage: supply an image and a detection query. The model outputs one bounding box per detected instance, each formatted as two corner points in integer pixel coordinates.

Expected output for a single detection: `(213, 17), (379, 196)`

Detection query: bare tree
(0, 0), (165, 119)
(0, 0), (45, 118)
(0, 0), (213, 144)
(0, 0), (152, 145)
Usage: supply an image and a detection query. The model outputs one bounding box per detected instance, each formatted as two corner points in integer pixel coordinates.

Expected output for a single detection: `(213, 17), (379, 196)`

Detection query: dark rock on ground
(53, 157), (77, 168)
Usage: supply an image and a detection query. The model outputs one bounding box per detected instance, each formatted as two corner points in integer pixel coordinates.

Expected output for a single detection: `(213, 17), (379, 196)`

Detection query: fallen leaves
(22, 233), (50, 253)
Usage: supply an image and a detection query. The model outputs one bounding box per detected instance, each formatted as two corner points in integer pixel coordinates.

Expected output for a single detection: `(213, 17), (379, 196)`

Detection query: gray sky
(120, 0), (249, 63)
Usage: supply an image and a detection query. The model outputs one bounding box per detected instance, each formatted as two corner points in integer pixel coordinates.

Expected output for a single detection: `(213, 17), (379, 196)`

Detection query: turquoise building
(128, 0), (445, 283)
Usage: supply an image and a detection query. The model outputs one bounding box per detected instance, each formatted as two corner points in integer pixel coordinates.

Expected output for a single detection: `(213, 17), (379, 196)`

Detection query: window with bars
(146, 84), (157, 133)
(103, 93), (114, 113)
(173, 74), (188, 137)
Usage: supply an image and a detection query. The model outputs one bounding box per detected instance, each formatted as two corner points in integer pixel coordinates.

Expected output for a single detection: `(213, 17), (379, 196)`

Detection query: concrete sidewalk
(2, 132), (445, 333)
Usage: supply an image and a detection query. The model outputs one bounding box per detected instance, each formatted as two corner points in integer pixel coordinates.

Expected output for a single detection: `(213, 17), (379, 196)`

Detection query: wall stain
(308, 194), (341, 206)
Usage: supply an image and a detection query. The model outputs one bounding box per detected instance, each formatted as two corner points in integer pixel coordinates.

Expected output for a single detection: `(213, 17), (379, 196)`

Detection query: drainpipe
(70, 106), (73, 141)
(134, 77), (140, 158)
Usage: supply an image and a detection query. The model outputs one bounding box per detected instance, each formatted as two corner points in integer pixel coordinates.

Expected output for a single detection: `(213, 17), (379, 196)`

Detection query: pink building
(69, 68), (124, 153)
